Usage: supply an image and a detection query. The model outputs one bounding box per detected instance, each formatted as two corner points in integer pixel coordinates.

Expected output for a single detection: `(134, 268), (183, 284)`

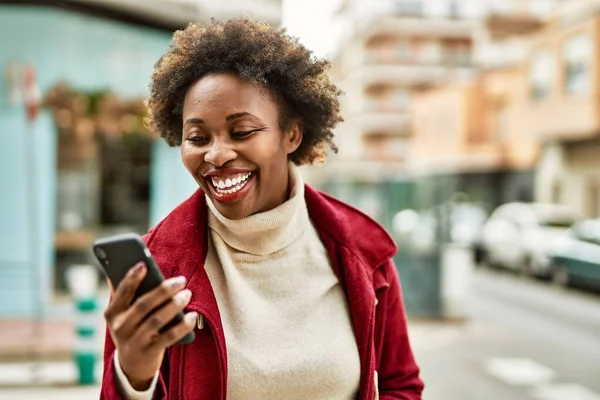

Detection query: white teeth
(211, 172), (253, 194)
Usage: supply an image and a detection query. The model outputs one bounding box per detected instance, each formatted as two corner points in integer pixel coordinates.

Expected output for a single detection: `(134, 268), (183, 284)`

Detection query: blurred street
(0, 268), (598, 399)
(3, 0), (600, 398)
(415, 268), (600, 400)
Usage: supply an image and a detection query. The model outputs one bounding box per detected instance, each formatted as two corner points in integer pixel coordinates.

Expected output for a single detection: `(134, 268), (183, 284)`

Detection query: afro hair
(146, 18), (342, 165)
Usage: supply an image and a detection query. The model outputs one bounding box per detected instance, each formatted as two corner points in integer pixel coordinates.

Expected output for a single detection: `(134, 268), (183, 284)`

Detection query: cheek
(252, 135), (289, 165)
(181, 145), (204, 176)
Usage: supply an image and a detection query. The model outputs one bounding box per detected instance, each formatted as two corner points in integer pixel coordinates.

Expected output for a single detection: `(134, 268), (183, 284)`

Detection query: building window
(529, 0), (555, 18)
(495, 104), (509, 142)
(420, 41), (443, 64)
(563, 34), (591, 96)
(448, 0), (460, 19)
(529, 49), (554, 99)
(393, 0), (423, 17)
(489, 1), (515, 16)
(397, 40), (414, 63)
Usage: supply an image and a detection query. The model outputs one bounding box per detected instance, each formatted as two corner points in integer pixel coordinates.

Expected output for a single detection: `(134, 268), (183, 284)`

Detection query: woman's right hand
(103, 262), (197, 391)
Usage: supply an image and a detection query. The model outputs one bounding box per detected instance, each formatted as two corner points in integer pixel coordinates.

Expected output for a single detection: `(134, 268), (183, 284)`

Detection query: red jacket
(101, 185), (424, 400)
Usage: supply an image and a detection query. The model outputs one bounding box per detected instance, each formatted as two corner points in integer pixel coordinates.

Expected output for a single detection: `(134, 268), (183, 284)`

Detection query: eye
(231, 130), (257, 140)
(186, 135), (209, 145)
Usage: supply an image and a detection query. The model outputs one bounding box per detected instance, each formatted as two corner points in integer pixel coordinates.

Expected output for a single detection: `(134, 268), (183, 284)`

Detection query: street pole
(23, 65), (43, 382)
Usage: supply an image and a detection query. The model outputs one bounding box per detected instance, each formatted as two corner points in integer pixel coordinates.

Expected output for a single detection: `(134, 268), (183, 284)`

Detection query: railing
(365, 49), (472, 67)
(364, 96), (412, 113)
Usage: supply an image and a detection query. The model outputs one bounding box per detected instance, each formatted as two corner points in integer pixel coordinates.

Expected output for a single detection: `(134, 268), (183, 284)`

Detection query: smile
(211, 172), (252, 194)
(206, 171), (255, 203)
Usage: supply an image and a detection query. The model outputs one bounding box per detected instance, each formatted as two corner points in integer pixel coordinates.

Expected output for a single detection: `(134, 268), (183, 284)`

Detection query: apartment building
(407, 0), (563, 210)
(530, 0), (600, 217)
(410, 66), (536, 209)
(309, 0), (482, 220)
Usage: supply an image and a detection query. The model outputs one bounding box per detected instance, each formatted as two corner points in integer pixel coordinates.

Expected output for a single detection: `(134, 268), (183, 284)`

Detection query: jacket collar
(146, 185), (397, 278)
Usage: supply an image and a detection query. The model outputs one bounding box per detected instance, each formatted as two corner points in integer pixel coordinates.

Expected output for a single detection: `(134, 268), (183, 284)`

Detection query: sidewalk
(0, 317), (457, 388)
(0, 320), (76, 362)
(0, 319), (105, 391)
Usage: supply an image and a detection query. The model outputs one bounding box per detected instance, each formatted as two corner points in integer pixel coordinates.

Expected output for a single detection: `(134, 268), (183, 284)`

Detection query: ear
(284, 120), (303, 155)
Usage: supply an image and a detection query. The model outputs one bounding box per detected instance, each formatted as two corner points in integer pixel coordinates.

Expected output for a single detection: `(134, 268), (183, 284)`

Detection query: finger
(104, 262), (146, 321)
(133, 288), (193, 343)
(148, 311), (197, 351)
(123, 276), (188, 329)
(106, 277), (114, 295)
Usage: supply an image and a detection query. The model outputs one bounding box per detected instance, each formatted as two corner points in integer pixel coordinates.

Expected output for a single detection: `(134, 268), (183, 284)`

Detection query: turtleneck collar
(206, 163), (308, 256)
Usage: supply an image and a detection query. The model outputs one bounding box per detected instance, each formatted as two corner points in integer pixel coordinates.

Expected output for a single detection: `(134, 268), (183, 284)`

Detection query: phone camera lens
(95, 247), (107, 260)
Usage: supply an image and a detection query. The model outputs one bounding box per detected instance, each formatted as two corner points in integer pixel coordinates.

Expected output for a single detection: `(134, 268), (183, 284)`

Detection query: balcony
(346, 111), (412, 137)
(485, 11), (545, 39)
(365, 48), (473, 68)
(350, 63), (475, 89)
(363, 93), (411, 113)
(363, 134), (409, 163)
(360, 14), (480, 40)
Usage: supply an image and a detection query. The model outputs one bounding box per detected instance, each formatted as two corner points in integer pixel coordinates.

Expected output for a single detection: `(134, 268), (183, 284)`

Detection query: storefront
(537, 136), (600, 218)
(0, 3), (173, 316)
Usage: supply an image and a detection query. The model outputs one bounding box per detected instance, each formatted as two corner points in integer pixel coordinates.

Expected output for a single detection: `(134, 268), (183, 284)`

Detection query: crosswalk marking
(485, 358), (557, 386)
(531, 383), (600, 400)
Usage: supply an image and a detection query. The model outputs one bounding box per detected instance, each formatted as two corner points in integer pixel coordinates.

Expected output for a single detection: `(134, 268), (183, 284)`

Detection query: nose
(204, 140), (237, 167)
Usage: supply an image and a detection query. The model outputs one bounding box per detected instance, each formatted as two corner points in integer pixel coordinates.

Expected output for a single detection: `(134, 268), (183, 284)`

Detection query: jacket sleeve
(375, 259), (424, 400)
(100, 317), (168, 399)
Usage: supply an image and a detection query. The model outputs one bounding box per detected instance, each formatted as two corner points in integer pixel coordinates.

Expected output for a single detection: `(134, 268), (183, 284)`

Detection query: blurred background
(0, 0), (599, 399)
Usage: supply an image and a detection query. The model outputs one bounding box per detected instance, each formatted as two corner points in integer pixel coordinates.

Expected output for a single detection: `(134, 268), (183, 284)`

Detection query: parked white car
(481, 203), (580, 276)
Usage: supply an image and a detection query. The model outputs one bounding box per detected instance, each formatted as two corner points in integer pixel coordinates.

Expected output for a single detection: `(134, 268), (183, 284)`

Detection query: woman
(101, 18), (423, 400)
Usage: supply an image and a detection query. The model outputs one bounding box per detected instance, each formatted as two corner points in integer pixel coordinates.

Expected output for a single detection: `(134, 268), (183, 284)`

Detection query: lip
(203, 167), (253, 178)
(202, 168), (256, 204)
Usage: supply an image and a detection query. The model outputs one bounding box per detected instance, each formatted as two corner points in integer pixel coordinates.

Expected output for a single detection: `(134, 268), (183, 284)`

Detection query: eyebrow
(226, 112), (259, 122)
(183, 112), (259, 127)
(184, 118), (204, 126)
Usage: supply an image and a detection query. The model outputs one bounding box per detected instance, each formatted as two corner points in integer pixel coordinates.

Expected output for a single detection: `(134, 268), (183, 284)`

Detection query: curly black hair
(146, 18), (342, 165)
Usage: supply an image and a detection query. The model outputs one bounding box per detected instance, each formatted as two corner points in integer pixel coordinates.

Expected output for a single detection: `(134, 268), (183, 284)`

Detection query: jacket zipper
(189, 306), (227, 400)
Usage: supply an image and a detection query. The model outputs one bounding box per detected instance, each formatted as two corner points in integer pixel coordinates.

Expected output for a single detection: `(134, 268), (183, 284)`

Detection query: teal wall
(0, 5), (172, 317)
(0, 109), (55, 316)
(150, 141), (198, 227)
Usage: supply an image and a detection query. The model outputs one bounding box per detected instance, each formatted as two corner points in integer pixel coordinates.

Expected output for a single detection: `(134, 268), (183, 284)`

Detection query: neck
(257, 169), (290, 215)
(205, 163), (308, 255)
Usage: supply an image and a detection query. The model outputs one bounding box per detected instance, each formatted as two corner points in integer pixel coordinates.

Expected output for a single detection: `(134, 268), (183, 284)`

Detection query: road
(0, 268), (598, 399)
(414, 268), (600, 400)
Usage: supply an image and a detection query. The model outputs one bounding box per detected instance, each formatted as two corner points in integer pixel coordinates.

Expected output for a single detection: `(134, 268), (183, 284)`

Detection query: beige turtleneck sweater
(115, 165), (361, 400)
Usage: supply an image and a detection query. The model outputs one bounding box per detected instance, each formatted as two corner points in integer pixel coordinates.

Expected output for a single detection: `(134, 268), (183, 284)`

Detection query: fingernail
(185, 312), (198, 324)
(132, 262), (146, 274)
(175, 289), (191, 306)
(170, 276), (187, 289)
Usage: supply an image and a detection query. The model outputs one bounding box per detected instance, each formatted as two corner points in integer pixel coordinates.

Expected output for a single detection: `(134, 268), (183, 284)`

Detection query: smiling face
(181, 73), (302, 220)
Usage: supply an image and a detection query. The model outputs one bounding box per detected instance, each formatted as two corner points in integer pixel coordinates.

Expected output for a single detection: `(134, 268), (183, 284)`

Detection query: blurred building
(0, 0), (281, 317)
(318, 0), (576, 218)
(409, 0), (559, 210)
(307, 0), (485, 223)
(532, 0), (600, 218)
(329, 0), (479, 175)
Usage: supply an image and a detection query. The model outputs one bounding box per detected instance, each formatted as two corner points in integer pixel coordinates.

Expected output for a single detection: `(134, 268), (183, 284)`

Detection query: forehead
(183, 73), (276, 116)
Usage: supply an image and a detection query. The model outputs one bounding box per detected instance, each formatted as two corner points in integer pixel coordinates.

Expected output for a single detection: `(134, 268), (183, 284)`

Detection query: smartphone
(93, 233), (195, 345)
